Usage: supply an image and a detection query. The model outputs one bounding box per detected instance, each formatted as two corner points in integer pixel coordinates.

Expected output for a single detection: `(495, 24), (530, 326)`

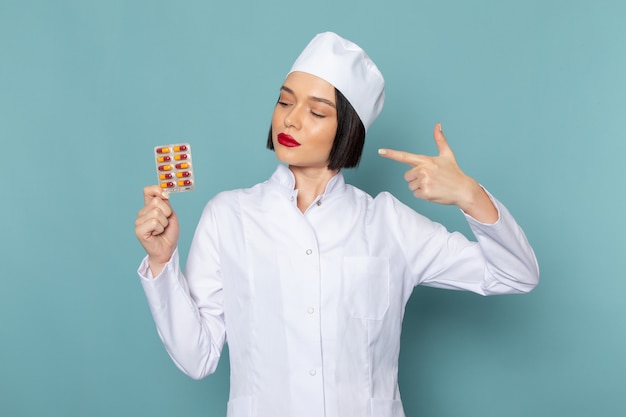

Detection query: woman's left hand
(378, 123), (498, 223)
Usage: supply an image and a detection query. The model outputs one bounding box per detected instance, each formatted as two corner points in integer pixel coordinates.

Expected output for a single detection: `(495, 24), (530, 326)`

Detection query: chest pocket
(342, 256), (390, 320)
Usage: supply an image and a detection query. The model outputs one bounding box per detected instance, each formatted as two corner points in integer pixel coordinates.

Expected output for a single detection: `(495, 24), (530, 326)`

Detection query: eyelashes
(277, 101), (327, 118)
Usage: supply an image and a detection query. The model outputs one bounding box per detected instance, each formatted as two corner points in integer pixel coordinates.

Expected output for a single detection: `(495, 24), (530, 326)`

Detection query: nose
(284, 104), (303, 130)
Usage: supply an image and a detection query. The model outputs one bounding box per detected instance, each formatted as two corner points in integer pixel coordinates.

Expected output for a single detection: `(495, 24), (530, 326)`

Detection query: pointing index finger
(378, 148), (425, 167)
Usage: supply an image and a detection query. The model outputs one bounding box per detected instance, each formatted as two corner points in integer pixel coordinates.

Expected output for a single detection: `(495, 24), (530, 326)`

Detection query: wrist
(148, 257), (170, 278)
(457, 180), (498, 224)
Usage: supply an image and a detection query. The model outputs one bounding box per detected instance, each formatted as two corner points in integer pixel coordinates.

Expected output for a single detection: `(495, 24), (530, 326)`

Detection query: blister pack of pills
(154, 143), (194, 193)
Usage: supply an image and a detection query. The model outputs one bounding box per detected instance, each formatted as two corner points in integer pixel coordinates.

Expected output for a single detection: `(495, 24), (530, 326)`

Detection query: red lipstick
(277, 133), (301, 148)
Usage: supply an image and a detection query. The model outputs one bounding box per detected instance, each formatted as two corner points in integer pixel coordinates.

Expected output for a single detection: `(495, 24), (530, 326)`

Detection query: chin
(273, 148), (292, 164)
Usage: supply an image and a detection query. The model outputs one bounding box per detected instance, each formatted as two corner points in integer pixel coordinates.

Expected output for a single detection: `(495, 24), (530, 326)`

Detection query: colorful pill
(158, 164), (172, 171)
(174, 154), (188, 160)
(156, 147), (170, 154)
(175, 163), (189, 169)
(176, 171), (191, 178)
(174, 145), (187, 152)
(178, 180), (192, 186)
(157, 156), (171, 162)
(160, 182), (174, 188)
(159, 173), (173, 180)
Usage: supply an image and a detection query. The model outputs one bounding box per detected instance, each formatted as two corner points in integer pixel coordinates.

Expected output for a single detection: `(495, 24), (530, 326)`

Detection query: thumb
(434, 122), (454, 159)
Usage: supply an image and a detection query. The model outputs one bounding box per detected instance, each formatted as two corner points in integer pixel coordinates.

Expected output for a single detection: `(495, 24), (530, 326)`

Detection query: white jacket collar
(270, 164), (345, 199)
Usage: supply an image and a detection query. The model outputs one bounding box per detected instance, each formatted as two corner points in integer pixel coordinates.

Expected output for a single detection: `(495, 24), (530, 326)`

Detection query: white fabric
(138, 164), (539, 417)
(288, 32), (385, 131)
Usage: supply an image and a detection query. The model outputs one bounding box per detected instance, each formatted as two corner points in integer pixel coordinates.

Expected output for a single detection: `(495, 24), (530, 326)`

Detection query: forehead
(282, 71), (336, 103)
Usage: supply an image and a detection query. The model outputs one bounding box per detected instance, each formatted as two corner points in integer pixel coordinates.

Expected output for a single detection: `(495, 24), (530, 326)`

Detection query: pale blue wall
(1, 0), (624, 416)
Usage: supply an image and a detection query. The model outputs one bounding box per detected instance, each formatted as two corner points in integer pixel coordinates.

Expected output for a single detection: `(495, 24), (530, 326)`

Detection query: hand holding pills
(135, 143), (194, 277)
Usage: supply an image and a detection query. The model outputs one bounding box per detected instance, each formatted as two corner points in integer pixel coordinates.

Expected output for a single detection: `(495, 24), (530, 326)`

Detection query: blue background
(1, 0), (625, 416)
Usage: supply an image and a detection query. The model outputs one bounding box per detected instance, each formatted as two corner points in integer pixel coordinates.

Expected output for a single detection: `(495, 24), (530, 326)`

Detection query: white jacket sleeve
(391, 189), (539, 295)
(459, 193), (540, 294)
(137, 202), (226, 380)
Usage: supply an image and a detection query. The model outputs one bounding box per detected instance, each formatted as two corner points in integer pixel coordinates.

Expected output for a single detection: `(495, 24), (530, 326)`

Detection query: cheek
(321, 123), (338, 149)
(271, 107), (283, 129)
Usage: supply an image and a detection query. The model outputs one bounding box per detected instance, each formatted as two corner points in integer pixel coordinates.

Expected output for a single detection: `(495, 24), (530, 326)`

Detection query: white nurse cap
(288, 32), (385, 131)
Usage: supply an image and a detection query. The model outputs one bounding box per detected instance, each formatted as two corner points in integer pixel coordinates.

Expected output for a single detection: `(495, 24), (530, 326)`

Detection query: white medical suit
(138, 164), (539, 417)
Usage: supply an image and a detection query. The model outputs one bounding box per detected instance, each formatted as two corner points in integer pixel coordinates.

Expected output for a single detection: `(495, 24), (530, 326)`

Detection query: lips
(277, 133), (301, 148)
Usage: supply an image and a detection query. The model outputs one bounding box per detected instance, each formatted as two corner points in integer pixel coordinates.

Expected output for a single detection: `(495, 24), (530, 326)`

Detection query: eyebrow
(280, 86), (336, 108)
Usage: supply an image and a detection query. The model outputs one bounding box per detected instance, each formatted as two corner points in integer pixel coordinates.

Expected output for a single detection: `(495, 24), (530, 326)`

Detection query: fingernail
(378, 149), (387, 155)
(439, 123), (443, 132)
(161, 191), (170, 199)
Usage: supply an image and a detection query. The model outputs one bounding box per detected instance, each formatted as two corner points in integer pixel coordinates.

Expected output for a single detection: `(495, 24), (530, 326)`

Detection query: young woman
(135, 32), (539, 417)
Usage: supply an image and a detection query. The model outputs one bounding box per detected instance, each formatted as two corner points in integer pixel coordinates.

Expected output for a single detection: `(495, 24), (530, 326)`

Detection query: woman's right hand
(135, 185), (180, 277)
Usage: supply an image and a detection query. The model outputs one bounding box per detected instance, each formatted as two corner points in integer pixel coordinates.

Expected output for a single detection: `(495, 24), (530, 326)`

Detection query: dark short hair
(266, 88), (366, 170)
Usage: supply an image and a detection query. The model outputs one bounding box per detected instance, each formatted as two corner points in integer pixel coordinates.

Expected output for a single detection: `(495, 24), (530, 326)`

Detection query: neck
(289, 165), (339, 213)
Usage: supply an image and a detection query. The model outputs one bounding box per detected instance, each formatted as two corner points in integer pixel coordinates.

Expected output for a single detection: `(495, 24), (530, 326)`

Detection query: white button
(306, 249), (312, 255)
(307, 307), (315, 314)
(309, 369), (317, 376)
